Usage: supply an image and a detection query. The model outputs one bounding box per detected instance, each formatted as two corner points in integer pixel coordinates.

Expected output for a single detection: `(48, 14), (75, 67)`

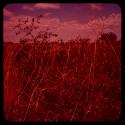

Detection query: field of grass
(4, 38), (121, 121)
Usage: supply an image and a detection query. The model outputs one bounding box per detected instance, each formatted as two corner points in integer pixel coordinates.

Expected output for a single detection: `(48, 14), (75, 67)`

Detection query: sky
(3, 3), (121, 42)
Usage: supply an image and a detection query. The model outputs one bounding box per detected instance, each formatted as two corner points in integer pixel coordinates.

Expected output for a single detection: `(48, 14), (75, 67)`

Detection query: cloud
(22, 4), (61, 11)
(4, 9), (13, 17)
(43, 12), (54, 17)
(86, 13), (121, 40)
(34, 3), (61, 9)
(4, 12), (121, 42)
(90, 4), (102, 11)
(87, 13), (121, 29)
(22, 5), (34, 11)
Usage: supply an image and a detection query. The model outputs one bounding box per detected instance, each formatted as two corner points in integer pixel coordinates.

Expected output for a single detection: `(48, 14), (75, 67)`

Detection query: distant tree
(97, 32), (117, 42)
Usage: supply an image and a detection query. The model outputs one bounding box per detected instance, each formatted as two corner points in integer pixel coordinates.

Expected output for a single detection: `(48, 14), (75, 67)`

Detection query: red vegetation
(4, 37), (121, 121)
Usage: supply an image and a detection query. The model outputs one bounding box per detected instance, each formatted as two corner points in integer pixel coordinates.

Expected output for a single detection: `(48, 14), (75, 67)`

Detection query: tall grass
(4, 35), (121, 121)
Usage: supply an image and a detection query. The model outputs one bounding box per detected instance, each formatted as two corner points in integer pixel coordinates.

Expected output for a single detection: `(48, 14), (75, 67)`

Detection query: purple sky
(4, 3), (121, 42)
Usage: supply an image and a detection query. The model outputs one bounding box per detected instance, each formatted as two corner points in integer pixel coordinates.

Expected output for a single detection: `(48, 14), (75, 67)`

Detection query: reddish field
(4, 39), (121, 121)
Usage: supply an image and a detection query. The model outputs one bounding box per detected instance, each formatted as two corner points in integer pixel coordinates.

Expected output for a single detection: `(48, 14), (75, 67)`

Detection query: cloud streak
(22, 5), (34, 11)
(34, 3), (61, 9)
(4, 9), (13, 17)
(22, 3), (61, 11)
(90, 4), (102, 11)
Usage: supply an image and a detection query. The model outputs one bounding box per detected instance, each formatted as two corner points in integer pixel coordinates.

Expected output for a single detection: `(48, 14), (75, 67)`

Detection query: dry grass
(4, 38), (121, 121)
